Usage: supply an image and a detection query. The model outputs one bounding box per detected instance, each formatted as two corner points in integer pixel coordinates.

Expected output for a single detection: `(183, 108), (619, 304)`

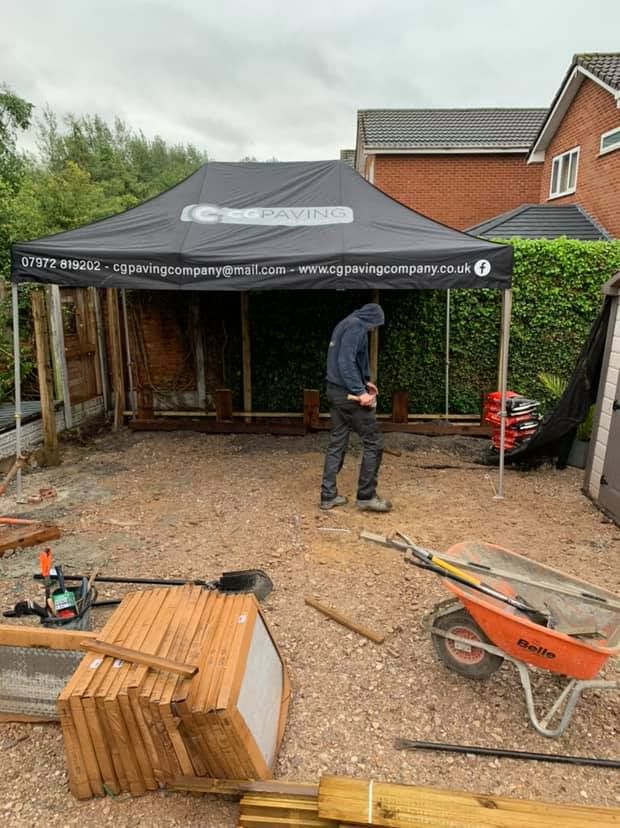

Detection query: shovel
(33, 568), (273, 603)
(362, 530), (550, 625)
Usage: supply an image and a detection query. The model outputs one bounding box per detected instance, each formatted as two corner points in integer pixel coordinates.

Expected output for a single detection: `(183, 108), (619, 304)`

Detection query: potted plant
(537, 372), (594, 469)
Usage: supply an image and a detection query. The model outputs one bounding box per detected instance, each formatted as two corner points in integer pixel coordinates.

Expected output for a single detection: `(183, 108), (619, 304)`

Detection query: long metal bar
(496, 289), (512, 499)
(121, 289), (136, 413)
(395, 740), (620, 768)
(445, 289), (450, 419)
(11, 284), (22, 498)
(34, 573), (214, 587)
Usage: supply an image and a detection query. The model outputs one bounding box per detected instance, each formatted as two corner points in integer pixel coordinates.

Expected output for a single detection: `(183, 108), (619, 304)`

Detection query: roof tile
(576, 53), (620, 91)
(358, 108), (548, 149)
(467, 204), (611, 240)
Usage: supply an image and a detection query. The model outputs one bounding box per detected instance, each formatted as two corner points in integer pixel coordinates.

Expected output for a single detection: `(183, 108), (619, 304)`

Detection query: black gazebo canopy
(11, 160), (512, 291)
(10, 160), (514, 498)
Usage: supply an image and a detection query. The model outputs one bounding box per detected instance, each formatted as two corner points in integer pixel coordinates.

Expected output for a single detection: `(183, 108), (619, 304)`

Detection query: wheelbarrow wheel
(431, 608), (504, 680)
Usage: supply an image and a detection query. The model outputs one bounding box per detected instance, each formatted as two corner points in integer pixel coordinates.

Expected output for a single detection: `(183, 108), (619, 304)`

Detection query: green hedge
(247, 239), (620, 413)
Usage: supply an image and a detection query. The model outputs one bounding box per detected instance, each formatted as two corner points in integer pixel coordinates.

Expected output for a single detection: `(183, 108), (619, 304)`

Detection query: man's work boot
(320, 495), (348, 511)
(356, 496), (392, 512)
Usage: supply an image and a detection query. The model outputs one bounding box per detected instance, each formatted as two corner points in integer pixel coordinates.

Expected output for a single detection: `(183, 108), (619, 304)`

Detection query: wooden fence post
(303, 389), (321, 431)
(215, 389), (233, 422)
(106, 289), (125, 429)
(391, 391), (409, 424)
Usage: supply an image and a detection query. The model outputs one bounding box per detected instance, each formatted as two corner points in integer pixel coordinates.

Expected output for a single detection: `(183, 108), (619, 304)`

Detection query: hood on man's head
(353, 303), (385, 328)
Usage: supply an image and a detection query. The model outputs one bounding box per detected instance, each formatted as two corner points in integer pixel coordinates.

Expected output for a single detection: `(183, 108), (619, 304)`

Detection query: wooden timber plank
(140, 586), (196, 783)
(102, 589), (170, 796)
(115, 588), (186, 793)
(94, 590), (159, 795)
(80, 591), (144, 795)
(215, 596), (261, 780)
(128, 418), (490, 438)
(173, 592), (217, 781)
(318, 776), (620, 827)
(79, 594), (141, 796)
(204, 596), (242, 778)
(0, 524), (61, 556)
(304, 597), (384, 644)
(171, 778), (319, 797)
(187, 593), (228, 778)
(145, 585), (200, 784)
(124, 586), (191, 787)
(0, 624), (96, 650)
(80, 639), (198, 677)
(129, 419), (306, 435)
(157, 586), (208, 780)
(64, 591), (142, 797)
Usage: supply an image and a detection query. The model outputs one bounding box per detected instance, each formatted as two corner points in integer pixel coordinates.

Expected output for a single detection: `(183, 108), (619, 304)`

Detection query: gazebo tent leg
(445, 289), (451, 419)
(241, 292), (252, 422)
(11, 284), (22, 498)
(369, 288), (380, 381)
(496, 288), (513, 500)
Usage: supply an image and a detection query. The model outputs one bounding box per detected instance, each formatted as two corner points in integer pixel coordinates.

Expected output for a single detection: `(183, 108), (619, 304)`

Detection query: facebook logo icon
(474, 259), (492, 277)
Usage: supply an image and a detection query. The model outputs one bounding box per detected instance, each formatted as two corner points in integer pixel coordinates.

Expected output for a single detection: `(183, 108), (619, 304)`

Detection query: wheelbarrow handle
(360, 529), (548, 624)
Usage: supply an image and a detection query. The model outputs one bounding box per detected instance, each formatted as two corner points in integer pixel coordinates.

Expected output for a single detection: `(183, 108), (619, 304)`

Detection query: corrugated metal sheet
(0, 397), (104, 461)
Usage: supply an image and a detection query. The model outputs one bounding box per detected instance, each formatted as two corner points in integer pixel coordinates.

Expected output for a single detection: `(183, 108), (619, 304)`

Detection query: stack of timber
(229, 775), (620, 827)
(172, 775), (619, 827)
(239, 792), (337, 827)
(58, 586), (290, 800)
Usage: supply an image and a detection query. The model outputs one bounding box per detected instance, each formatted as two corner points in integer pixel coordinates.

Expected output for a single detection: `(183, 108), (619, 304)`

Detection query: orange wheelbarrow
(362, 531), (620, 738)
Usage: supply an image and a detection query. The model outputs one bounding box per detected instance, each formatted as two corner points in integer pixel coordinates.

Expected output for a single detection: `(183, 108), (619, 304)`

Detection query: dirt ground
(0, 425), (619, 826)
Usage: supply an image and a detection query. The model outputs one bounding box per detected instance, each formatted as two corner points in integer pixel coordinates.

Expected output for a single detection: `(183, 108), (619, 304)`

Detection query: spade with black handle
(33, 568), (274, 604)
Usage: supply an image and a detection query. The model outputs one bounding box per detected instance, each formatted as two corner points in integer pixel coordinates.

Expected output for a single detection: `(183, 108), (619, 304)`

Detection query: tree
(37, 111), (207, 204)
(0, 84), (33, 190)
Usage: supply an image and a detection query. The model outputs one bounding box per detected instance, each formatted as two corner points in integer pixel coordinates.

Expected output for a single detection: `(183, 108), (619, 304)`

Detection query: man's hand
(366, 382), (378, 395)
(358, 392), (376, 407)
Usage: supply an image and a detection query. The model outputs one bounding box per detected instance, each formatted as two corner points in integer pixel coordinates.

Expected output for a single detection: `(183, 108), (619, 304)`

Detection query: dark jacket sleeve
(337, 325), (367, 395)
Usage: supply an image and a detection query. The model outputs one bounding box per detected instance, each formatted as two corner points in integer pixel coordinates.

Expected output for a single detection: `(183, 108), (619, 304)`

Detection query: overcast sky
(2, 0), (619, 162)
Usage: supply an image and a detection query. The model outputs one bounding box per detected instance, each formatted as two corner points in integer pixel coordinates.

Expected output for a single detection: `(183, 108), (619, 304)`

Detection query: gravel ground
(0, 426), (619, 826)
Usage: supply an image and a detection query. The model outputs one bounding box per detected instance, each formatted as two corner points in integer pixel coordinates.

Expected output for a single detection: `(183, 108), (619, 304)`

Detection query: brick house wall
(372, 154), (542, 230)
(536, 78), (620, 236)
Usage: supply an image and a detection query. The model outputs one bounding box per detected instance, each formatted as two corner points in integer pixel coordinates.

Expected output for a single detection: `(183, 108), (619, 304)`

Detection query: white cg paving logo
(181, 203), (354, 227)
(474, 259), (492, 277)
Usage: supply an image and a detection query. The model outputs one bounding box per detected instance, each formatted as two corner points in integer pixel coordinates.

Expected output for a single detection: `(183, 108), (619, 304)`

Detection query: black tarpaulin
(500, 297), (612, 467)
(11, 161), (513, 291)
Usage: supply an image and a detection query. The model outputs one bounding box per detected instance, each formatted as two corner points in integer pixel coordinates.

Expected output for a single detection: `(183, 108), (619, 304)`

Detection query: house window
(600, 127), (620, 155)
(549, 147), (579, 198)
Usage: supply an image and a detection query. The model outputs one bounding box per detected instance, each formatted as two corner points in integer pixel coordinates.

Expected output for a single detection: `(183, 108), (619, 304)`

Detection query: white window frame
(600, 126), (620, 156)
(549, 146), (579, 199)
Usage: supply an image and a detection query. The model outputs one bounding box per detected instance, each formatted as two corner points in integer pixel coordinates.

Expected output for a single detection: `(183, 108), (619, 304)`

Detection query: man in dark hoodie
(320, 303), (392, 512)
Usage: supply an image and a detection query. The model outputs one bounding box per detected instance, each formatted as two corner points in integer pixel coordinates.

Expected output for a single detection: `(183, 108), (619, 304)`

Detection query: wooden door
(599, 372), (620, 522)
(61, 289), (100, 403)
